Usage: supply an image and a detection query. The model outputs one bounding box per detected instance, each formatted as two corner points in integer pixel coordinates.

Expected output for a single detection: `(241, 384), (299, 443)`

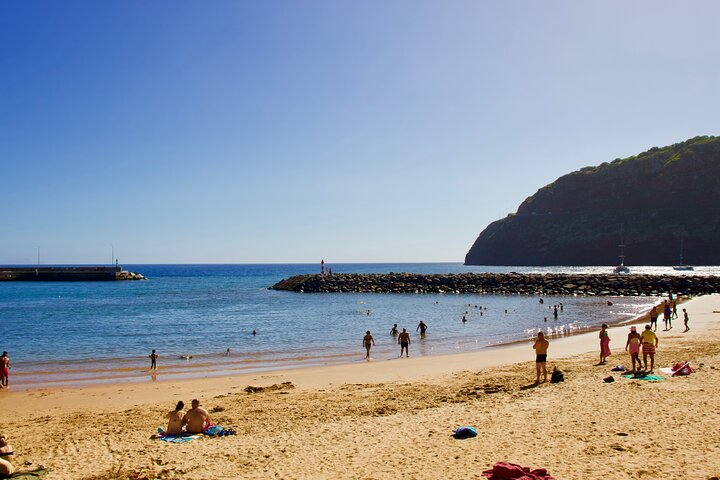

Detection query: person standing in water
(390, 324), (398, 336)
(0, 352), (9, 389)
(149, 350), (158, 370)
(398, 329), (411, 357)
(416, 321), (427, 335)
(533, 332), (549, 384)
(599, 324), (611, 364)
(363, 331), (375, 360)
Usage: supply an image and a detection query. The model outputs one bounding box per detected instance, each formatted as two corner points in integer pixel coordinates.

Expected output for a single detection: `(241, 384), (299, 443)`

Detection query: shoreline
(4, 295), (666, 392)
(0, 295), (709, 412)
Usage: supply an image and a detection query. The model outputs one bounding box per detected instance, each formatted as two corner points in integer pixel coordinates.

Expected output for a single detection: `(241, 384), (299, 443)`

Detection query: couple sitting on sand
(165, 399), (211, 435)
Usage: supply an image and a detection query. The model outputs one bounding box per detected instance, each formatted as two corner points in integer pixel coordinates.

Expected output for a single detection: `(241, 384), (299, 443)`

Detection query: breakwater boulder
(115, 270), (146, 280)
(270, 273), (720, 296)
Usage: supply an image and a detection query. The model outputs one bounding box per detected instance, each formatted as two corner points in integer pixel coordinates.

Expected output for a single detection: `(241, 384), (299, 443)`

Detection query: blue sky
(2, 1), (719, 264)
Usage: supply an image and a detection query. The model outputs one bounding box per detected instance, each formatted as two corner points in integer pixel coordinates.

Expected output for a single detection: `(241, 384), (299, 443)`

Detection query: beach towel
(660, 363), (693, 376)
(154, 427), (201, 443)
(1, 468), (48, 479)
(481, 461), (555, 479)
(622, 373), (664, 381)
(452, 426), (478, 439)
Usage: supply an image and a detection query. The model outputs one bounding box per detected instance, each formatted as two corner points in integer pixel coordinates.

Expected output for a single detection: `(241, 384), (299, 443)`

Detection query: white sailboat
(673, 239), (694, 271)
(613, 242), (630, 274)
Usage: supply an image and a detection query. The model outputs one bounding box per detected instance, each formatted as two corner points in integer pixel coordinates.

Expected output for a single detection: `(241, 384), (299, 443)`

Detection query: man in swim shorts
(533, 332), (549, 384)
(363, 331), (375, 360)
(182, 399), (211, 434)
(0, 352), (9, 388)
(398, 328), (410, 358)
(683, 308), (690, 332)
(640, 325), (658, 372)
(649, 306), (658, 332)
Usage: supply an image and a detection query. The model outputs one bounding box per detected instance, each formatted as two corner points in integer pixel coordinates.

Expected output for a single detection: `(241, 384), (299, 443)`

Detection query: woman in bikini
(625, 326), (643, 372)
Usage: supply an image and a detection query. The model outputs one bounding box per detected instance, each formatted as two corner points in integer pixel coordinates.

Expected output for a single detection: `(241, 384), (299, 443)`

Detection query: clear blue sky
(2, 1), (719, 264)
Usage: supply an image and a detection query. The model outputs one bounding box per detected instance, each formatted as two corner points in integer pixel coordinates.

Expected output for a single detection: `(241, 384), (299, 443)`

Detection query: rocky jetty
(465, 136), (720, 266)
(115, 270), (146, 280)
(271, 273), (720, 296)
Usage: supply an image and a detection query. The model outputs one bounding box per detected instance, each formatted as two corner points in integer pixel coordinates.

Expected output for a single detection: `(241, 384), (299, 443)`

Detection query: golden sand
(1, 296), (719, 479)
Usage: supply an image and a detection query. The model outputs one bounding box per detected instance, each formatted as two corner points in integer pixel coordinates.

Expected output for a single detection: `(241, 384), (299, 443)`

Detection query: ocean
(1, 263), (711, 390)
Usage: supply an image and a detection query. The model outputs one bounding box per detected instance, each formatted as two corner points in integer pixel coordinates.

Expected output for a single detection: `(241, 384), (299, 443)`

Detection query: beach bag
(453, 426), (478, 439)
(550, 368), (564, 383)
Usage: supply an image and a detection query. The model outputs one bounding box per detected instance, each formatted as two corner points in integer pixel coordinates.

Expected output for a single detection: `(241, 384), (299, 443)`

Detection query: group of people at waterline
(360, 298), (689, 386)
(363, 321), (427, 360)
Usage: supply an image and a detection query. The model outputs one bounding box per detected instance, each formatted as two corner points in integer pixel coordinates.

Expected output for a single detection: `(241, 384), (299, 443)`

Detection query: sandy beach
(1, 295), (719, 479)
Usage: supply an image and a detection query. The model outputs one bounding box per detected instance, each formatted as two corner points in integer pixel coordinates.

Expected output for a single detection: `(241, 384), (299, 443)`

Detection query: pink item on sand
(481, 461), (555, 480)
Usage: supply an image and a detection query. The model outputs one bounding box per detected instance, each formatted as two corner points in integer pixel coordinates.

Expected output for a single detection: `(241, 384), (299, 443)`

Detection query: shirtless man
(166, 401), (185, 435)
(533, 332), (549, 384)
(416, 321), (427, 335)
(182, 399), (211, 434)
(398, 328), (411, 358)
(363, 331), (375, 360)
(0, 352), (9, 388)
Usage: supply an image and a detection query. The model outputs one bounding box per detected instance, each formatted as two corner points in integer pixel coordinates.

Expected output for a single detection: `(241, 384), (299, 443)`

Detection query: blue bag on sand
(453, 426), (478, 439)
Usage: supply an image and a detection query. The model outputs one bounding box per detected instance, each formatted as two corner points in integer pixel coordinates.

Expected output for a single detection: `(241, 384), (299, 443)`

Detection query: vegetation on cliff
(465, 136), (720, 266)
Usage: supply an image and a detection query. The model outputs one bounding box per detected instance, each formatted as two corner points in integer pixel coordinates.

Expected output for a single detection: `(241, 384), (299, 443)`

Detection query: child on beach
(599, 324), (611, 364)
(625, 326), (643, 371)
(533, 332), (549, 384)
(149, 350), (158, 370)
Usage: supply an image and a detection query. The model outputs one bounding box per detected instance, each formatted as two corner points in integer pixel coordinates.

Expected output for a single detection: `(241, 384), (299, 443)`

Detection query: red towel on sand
(482, 462), (555, 480)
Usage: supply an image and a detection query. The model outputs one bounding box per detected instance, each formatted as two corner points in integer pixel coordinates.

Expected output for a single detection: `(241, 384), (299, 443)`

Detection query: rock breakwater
(271, 273), (720, 296)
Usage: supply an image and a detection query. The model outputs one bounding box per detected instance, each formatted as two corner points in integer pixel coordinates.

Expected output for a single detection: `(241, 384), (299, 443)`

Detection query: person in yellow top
(640, 325), (659, 372)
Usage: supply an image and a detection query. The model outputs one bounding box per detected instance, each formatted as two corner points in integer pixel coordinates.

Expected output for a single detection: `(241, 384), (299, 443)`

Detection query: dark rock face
(271, 273), (720, 297)
(465, 136), (720, 266)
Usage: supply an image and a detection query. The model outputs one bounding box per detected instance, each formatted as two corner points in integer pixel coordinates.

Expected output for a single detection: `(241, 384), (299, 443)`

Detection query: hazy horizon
(3, 1), (719, 264)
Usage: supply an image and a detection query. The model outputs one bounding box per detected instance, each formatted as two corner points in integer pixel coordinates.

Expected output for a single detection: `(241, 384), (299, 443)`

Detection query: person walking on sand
(663, 301), (672, 330)
(416, 321), (427, 335)
(363, 331), (376, 360)
(182, 399), (211, 434)
(649, 306), (659, 332)
(166, 401), (185, 435)
(683, 309), (690, 332)
(625, 326), (643, 372)
(149, 350), (158, 370)
(640, 325), (659, 372)
(672, 300), (678, 319)
(0, 352), (9, 389)
(599, 324), (611, 364)
(398, 328), (411, 357)
(533, 332), (549, 384)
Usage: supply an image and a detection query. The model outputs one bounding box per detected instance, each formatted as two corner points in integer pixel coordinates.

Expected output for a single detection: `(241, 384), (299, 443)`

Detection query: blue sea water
(1, 263), (707, 389)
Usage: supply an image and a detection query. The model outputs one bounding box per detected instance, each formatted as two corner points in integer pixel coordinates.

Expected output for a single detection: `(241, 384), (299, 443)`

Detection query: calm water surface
(2, 263), (711, 389)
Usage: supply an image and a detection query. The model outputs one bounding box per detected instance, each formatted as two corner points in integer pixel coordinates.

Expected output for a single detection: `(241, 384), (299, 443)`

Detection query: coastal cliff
(465, 136), (720, 266)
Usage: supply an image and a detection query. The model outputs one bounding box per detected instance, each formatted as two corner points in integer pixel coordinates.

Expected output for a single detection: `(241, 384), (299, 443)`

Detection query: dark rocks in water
(465, 136), (720, 266)
(270, 273), (720, 296)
